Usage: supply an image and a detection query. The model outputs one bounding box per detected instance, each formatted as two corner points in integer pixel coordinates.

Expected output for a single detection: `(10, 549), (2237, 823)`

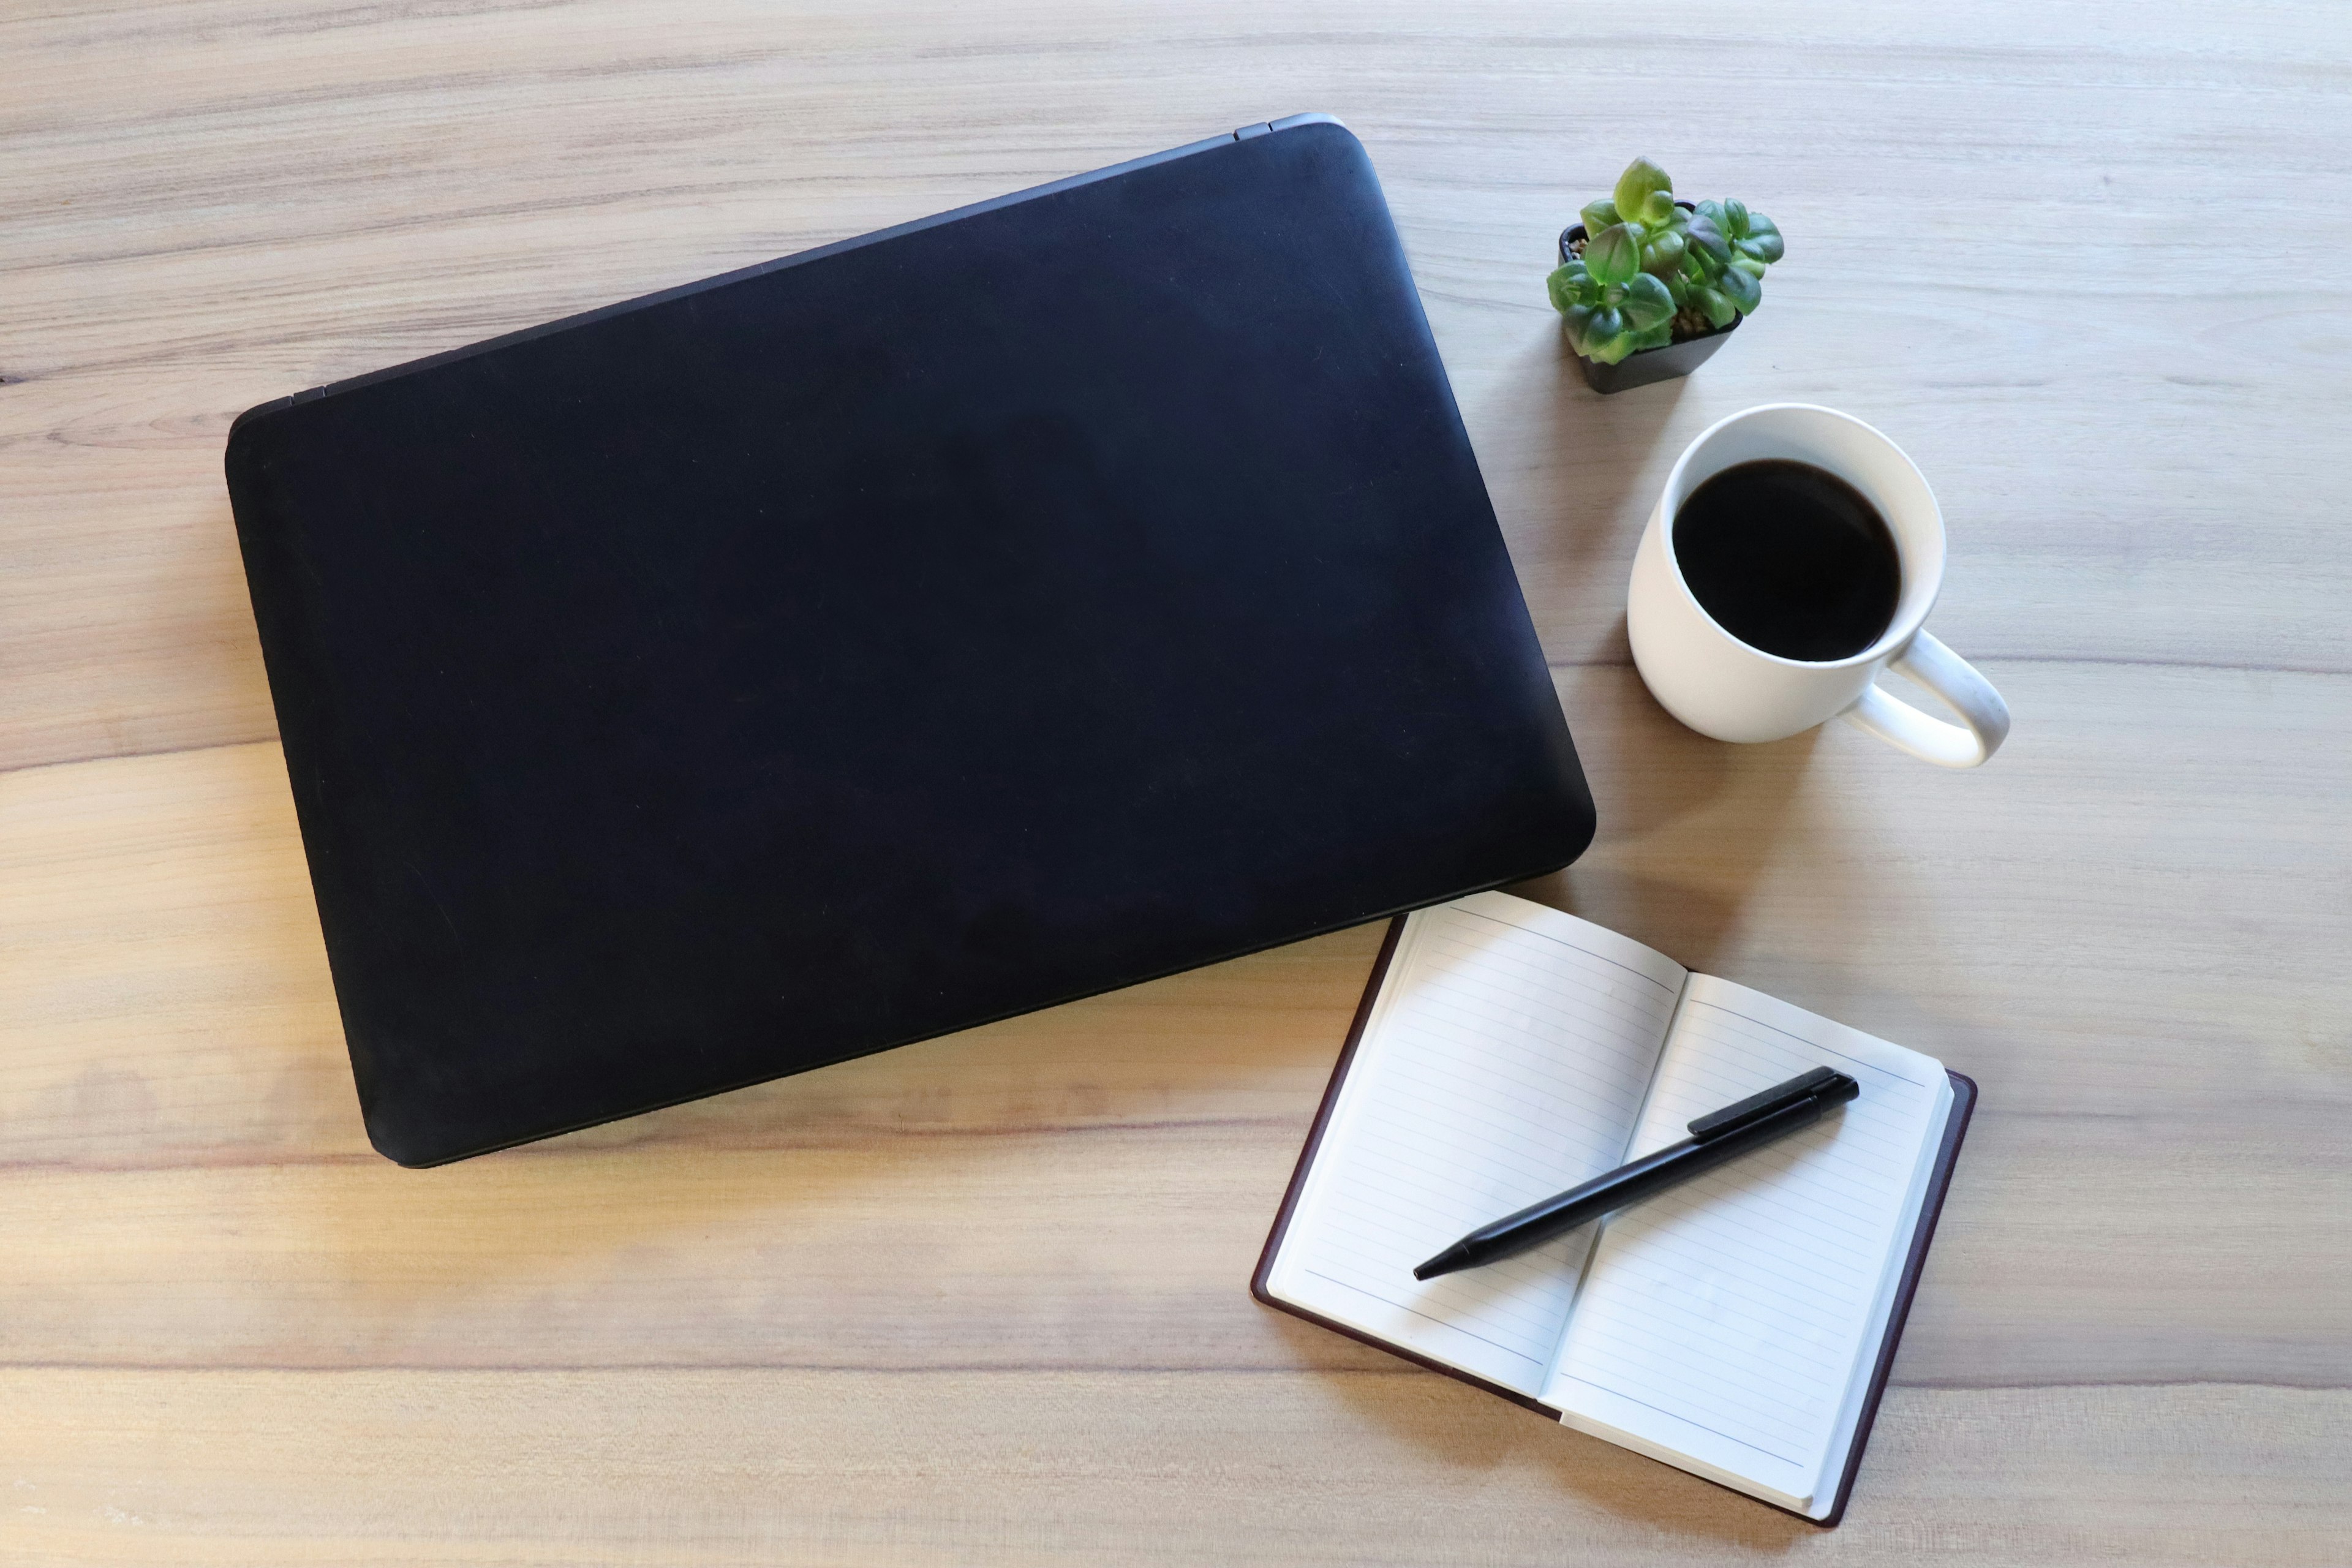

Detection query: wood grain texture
(2, 1), (2347, 1562)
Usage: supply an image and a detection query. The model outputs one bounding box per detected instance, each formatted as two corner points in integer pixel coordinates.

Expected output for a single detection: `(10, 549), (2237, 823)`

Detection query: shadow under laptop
(1511, 656), (1821, 977)
(1468, 321), (1700, 672)
(293, 925), (1381, 1368)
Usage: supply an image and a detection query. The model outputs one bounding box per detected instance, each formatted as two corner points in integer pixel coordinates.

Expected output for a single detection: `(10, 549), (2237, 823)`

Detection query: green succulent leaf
(1637, 188), (1678, 225)
(1569, 300), (1637, 363)
(1721, 198), (1751, 238)
(1691, 285), (1740, 329)
(1546, 263), (1600, 314)
(1730, 255), (1768, 282)
(1585, 331), (1636, 364)
(1684, 213), (1730, 270)
(1546, 263), (1577, 314)
(1717, 263), (1762, 313)
(1561, 302), (1624, 361)
(1627, 319), (1674, 354)
(1580, 198), (1621, 239)
(1613, 159), (1673, 228)
(1584, 222), (1640, 285)
(1639, 227), (1686, 275)
(1621, 271), (1675, 330)
(1733, 211), (1784, 263)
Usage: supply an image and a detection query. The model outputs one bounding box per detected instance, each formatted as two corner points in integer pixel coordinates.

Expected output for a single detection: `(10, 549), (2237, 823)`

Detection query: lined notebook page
(1267, 893), (1686, 1398)
(1542, 975), (1949, 1508)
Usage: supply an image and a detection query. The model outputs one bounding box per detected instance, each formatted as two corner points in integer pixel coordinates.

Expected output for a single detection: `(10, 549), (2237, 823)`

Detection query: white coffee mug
(1626, 403), (2010, 768)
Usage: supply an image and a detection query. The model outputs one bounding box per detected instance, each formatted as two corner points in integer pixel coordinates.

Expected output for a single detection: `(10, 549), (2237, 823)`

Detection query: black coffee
(1672, 459), (1901, 662)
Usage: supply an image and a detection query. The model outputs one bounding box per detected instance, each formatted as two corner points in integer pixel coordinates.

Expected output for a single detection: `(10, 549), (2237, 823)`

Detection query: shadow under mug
(1627, 403), (2011, 768)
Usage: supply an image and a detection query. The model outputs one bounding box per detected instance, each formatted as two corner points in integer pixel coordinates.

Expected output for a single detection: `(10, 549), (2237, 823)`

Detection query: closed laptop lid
(225, 116), (1594, 1166)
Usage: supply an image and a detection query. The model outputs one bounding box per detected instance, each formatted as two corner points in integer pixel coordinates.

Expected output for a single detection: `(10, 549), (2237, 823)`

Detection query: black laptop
(224, 114), (1596, 1165)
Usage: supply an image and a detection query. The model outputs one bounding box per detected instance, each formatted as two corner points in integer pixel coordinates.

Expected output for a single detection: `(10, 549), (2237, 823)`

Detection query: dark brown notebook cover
(1250, 913), (1979, 1526)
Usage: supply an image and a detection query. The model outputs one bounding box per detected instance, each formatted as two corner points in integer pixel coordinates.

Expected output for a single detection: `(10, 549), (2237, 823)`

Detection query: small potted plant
(1548, 158), (1785, 394)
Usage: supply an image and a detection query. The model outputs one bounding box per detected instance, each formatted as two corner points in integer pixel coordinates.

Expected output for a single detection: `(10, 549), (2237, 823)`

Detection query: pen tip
(1412, 1245), (1466, 1281)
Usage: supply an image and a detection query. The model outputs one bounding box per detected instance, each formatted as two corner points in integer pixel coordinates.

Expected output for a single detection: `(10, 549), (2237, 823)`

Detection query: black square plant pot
(1559, 215), (1741, 395)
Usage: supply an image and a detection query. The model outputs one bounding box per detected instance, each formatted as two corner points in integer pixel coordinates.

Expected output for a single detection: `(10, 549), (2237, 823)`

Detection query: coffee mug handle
(1842, 630), (2011, 769)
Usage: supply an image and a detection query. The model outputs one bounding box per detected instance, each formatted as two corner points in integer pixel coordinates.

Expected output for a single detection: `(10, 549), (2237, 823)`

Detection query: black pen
(1412, 1065), (1861, 1281)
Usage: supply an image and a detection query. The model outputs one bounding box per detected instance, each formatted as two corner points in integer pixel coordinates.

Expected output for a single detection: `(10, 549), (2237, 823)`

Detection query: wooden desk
(4, 3), (2346, 1561)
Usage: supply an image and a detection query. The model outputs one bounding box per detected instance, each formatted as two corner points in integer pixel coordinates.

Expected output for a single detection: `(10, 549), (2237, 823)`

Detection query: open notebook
(1253, 891), (1975, 1523)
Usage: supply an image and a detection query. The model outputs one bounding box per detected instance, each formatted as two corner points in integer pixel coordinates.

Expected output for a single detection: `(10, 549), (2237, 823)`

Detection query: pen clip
(1686, 1065), (1859, 1142)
